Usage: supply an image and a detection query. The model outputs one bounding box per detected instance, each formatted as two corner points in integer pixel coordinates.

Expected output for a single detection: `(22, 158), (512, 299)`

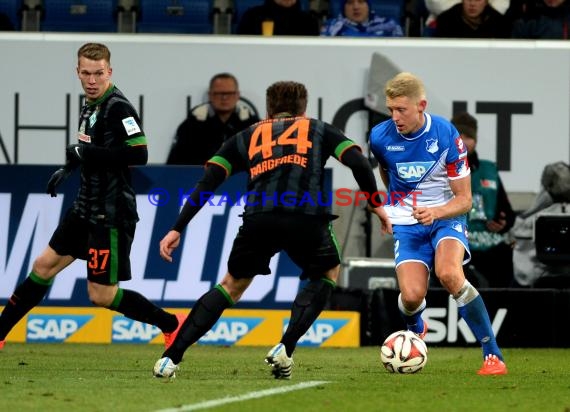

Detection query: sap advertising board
(0, 166), (331, 309)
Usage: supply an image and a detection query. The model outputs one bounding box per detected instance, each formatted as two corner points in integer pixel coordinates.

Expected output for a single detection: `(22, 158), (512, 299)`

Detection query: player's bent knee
(400, 285), (426, 306)
(88, 293), (114, 307)
(87, 283), (117, 307)
(220, 275), (251, 303)
(31, 260), (58, 281)
(32, 249), (73, 279)
(401, 295), (424, 310)
(323, 265), (340, 281)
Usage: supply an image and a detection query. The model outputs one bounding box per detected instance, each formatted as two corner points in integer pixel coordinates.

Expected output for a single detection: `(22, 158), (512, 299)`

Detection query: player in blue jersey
(369, 72), (507, 375)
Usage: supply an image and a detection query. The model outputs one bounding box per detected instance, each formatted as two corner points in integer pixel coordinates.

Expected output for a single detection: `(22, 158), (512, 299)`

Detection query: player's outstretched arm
(340, 146), (391, 233)
(339, 147), (379, 196)
(159, 164), (226, 262)
(159, 230), (181, 262)
(171, 163), (226, 232)
(154, 163), (227, 264)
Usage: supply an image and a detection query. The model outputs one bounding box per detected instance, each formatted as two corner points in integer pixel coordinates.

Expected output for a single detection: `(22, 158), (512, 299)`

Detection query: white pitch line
(154, 380), (329, 412)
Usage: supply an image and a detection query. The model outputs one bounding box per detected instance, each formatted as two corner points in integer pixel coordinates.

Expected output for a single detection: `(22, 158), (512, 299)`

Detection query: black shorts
(228, 212), (341, 280)
(48, 209), (135, 285)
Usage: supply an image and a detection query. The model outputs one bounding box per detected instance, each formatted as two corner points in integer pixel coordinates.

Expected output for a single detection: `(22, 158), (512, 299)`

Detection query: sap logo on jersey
(291, 319), (348, 346)
(112, 317), (162, 343)
(27, 315), (92, 342)
(396, 161), (434, 182)
(199, 318), (263, 345)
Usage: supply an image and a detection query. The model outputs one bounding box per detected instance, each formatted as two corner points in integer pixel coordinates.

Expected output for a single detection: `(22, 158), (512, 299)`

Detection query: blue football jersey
(369, 113), (470, 225)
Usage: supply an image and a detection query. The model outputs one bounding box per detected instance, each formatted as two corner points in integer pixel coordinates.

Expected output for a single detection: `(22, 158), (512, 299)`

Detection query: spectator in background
(0, 12), (15, 30)
(166, 73), (259, 165)
(423, 0), (510, 34)
(512, 0), (570, 38)
(434, 0), (512, 37)
(236, 0), (320, 35)
(451, 112), (516, 288)
(321, 0), (404, 37)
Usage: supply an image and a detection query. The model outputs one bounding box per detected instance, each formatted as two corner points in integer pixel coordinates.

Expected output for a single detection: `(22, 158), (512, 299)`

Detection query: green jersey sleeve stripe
(126, 136), (147, 146)
(207, 155), (232, 175)
(335, 140), (360, 159)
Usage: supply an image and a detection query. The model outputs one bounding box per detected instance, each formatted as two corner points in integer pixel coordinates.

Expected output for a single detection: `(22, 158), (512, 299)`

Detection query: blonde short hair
(384, 72), (426, 101)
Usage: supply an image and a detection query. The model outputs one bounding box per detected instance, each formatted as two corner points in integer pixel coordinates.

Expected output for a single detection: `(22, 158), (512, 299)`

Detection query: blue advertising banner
(0, 165), (332, 309)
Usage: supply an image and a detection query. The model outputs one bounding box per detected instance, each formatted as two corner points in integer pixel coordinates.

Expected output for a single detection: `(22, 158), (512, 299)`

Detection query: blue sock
(455, 282), (503, 361)
(398, 294), (425, 334)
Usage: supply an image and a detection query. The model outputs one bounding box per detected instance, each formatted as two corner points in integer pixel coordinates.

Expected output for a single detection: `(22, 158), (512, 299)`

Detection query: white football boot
(265, 343), (293, 379)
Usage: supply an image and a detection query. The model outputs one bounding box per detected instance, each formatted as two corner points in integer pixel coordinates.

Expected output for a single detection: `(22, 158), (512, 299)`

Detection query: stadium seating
(21, 0), (42, 31)
(116, 0), (137, 32)
(137, 0), (215, 34)
(0, 0), (22, 30)
(41, 0), (119, 32)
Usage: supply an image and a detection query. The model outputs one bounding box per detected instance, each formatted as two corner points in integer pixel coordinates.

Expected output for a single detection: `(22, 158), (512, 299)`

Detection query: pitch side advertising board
(1, 307), (360, 347)
(348, 287), (570, 348)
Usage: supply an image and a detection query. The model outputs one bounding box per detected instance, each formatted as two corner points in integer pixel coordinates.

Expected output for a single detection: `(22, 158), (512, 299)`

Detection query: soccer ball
(380, 330), (428, 374)
(153, 357), (178, 379)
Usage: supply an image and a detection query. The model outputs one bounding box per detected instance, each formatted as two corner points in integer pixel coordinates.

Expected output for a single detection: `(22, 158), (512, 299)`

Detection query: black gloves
(66, 144), (84, 169)
(46, 143), (84, 197)
(46, 166), (73, 197)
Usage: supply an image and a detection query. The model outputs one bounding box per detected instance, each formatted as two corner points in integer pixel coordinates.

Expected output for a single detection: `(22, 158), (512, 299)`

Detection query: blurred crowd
(2, 0), (570, 39)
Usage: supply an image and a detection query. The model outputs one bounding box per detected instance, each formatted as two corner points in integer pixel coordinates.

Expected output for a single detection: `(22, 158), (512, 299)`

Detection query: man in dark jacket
(167, 73), (259, 165)
(236, 0), (320, 35)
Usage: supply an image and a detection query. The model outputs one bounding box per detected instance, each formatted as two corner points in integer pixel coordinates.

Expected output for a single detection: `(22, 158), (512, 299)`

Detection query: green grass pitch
(1, 344), (569, 412)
